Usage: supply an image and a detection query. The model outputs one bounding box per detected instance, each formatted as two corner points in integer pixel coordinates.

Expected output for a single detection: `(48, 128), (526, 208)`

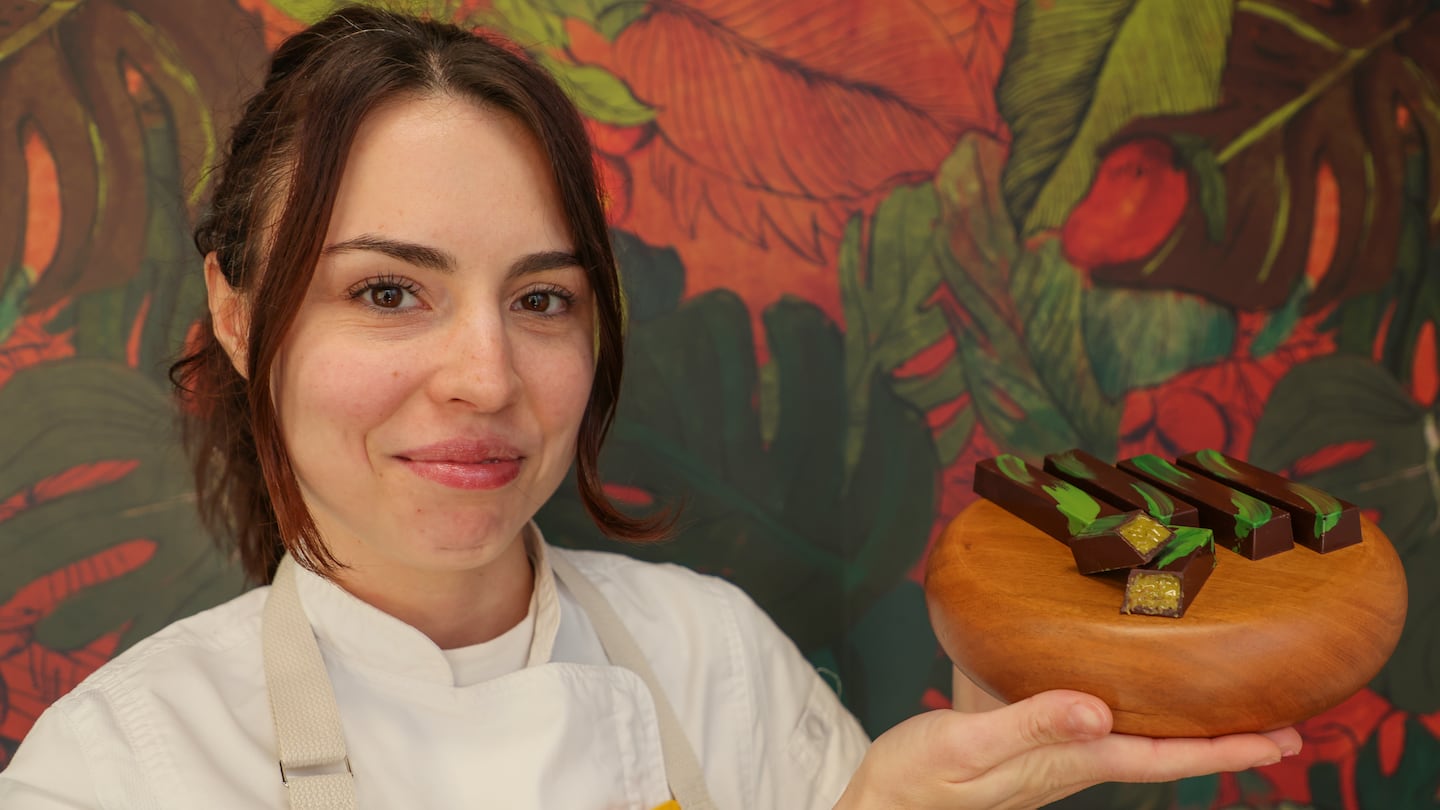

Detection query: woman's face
(272, 95), (594, 576)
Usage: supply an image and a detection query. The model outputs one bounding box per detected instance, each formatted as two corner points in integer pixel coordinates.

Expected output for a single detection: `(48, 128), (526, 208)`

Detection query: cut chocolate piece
(1044, 449), (1200, 527)
(1121, 526), (1217, 618)
(1068, 511), (1174, 574)
(973, 454), (1125, 543)
(1118, 454), (1294, 560)
(1176, 449), (1361, 553)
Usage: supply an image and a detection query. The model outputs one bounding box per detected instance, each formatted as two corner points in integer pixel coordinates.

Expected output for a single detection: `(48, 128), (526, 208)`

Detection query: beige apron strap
(549, 552), (719, 810)
(262, 551), (716, 809)
(263, 557), (357, 809)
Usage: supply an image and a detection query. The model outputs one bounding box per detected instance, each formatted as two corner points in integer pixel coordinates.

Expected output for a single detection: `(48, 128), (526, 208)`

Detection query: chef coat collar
(289, 523), (562, 686)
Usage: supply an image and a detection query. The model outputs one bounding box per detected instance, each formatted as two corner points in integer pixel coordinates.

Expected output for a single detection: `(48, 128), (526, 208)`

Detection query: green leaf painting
(1008, 241), (1124, 456)
(1353, 715), (1440, 808)
(839, 183), (955, 471)
(537, 285), (938, 729)
(0, 360), (246, 650)
(1082, 285), (1234, 398)
(1086, 2), (1440, 311)
(266, 0), (342, 24)
(1252, 355), (1440, 712)
(533, 0), (646, 40)
(1329, 155), (1440, 388)
(537, 55), (655, 126)
(998, 0), (1233, 236)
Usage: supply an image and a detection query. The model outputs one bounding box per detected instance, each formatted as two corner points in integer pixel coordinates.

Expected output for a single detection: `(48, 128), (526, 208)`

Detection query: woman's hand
(833, 689), (1301, 810)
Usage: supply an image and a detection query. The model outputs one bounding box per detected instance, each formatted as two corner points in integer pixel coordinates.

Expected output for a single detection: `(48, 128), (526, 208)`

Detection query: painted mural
(2, 0), (1439, 807)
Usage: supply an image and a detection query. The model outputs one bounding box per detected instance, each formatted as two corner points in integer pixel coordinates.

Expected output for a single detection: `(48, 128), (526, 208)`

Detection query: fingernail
(1282, 745), (1300, 758)
(1068, 703), (1105, 736)
(1256, 754), (1282, 767)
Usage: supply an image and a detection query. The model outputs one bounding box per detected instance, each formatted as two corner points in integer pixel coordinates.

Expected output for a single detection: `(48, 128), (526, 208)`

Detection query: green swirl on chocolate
(1196, 448), (1244, 476)
(1130, 481), (1178, 523)
(1153, 526), (1214, 568)
(996, 454), (1033, 485)
(1130, 454), (1192, 485)
(1289, 481), (1342, 536)
(1230, 492), (1273, 537)
(1048, 451), (1095, 481)
(1043, 481), (1103, 535)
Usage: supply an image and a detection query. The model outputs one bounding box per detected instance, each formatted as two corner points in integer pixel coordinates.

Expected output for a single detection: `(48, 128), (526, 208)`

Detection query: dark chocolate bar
(974, 454), (1125, 543)
(1044, 449), (1200, 527)
(1121, 526), (1217, 618)
(1118, 454), (1294, 560)
(1176, 449), (1361, 553)
(1068, 511), (1174, 574)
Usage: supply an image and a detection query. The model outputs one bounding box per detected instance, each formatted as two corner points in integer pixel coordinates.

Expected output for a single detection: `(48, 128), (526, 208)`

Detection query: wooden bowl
(925, 498), (1408, 737)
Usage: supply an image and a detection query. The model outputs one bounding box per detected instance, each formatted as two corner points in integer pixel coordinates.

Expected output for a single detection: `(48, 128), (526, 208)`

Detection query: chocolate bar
(1118, 454), (1294, 560)
(1176, 449), (1361, 553)
(1121, 526), (1217, 618)
(1068, 511), (1174, 574)
(974, 454), (1124, 543)
(1044, 449), (1200, 527)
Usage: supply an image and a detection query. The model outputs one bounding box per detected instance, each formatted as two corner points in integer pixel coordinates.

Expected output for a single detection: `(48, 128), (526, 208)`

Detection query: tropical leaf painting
(5, 1), (1440, 807)
(1075, 0), (1440, 312)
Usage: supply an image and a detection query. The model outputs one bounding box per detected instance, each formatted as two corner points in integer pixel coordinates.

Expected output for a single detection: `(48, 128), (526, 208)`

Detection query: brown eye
(521, 292), (551, 312)
(370, 286), (405, 308)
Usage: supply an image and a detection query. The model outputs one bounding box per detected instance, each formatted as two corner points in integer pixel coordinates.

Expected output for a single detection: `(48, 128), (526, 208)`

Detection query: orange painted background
(3, 1), (1440, 807)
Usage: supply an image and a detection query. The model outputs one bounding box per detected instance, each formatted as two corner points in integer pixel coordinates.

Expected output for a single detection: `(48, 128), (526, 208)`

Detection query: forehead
(323, 94), (572, 259)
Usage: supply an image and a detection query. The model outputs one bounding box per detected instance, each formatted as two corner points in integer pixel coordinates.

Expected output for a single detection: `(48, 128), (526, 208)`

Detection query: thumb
(937, 690), (1114, 780)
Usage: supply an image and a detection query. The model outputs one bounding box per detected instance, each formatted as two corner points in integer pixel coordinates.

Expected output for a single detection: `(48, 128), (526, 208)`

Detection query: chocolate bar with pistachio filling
(1044, 449), (1200, 527)
(974, 454), (1126, 543)
(1067, 510), (1174, 574)
(1176, 449), (1361, 553)
(1118, 454), (1294, 560)
(975, 455), (1173, 571)
(1121, 526), (1217, 618)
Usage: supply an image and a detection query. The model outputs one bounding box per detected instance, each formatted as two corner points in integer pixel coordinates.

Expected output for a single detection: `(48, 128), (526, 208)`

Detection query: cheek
(522, 340), (595, 439)
(273, 335), (415, 449)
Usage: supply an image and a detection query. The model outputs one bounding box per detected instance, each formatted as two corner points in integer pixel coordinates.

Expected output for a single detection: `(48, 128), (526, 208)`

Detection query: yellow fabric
(651, 802), (681, 810)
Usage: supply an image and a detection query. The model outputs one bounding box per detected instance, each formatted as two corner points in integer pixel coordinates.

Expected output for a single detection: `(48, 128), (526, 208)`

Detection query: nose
(425, 308), (522, 413)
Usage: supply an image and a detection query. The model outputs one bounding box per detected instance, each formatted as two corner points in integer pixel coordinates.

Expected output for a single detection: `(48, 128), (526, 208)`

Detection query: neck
(329, 534), (535, 650)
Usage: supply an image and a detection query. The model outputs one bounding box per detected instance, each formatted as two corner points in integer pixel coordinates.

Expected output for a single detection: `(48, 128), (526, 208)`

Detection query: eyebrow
(321, 234), (581, 278)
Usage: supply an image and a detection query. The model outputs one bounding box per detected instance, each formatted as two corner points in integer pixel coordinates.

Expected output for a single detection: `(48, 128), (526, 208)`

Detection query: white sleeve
(0, 701), (102, 809)
(725, 584), (870, 810)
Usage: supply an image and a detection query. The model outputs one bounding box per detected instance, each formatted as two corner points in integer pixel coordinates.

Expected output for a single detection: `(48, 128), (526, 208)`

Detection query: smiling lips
(397, 439), (524, 490)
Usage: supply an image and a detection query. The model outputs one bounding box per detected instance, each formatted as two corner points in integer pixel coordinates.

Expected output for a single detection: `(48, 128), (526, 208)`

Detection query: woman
(0, 7), (1299, 809)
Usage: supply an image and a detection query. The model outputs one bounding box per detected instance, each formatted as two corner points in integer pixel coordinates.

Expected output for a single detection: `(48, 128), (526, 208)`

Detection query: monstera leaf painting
(539, 295), (936, 647)
(1251, 355), (1440, 714)
(537, 235), (939, 732)
(1076, 0), (1440, 312)
(0, 0), (266, 310)
(0, 360), (247, 758)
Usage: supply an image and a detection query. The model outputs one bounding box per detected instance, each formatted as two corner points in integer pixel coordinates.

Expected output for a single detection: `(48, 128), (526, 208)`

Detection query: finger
(918, 690), (1113, 780)
(965, 730), (1291, 810)
(1259, 726), (1302, 756)
(1059, 730), (1288, 786)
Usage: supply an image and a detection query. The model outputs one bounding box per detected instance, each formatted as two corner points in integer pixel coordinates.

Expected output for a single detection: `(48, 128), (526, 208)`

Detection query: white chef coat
(0, 533), (869, 808)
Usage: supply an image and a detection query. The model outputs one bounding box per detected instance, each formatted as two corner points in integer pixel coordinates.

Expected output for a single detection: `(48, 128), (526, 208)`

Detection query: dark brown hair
(172, 5), (667, 584)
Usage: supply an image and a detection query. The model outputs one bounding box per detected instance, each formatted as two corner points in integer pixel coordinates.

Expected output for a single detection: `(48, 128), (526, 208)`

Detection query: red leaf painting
(0, 540), (156, 746)
(1118, 311), (1336, 459)
(570, 0), (998, 269)
(0, 309), (74, 392)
